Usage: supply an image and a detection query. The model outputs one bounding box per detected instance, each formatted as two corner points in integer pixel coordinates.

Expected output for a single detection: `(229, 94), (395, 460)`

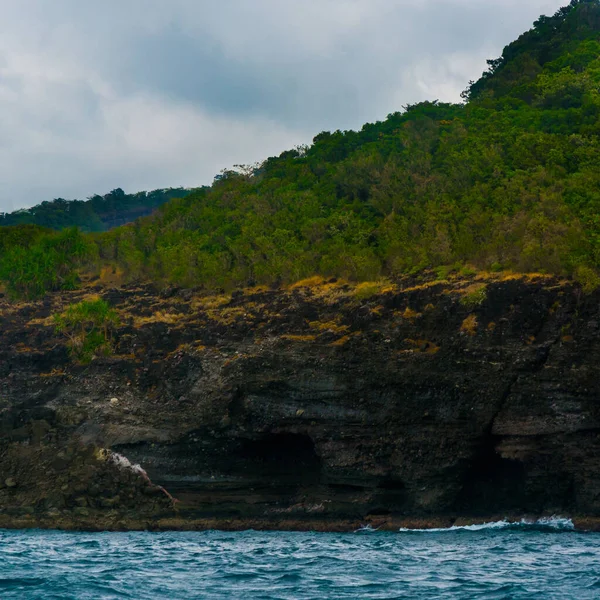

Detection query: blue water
(1, 521), (599, 599)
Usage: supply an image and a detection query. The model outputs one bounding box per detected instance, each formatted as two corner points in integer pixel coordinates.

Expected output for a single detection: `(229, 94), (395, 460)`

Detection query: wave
(398, 517), (575, 533)
(354, 525), (382, 533)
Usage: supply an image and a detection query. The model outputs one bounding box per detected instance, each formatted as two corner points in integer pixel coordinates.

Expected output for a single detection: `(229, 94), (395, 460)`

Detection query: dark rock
(2, 277), (600, 530)
(99, 496), (120, 508)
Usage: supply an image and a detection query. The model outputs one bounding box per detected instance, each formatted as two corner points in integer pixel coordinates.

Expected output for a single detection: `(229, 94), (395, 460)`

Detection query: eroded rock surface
(1, 274), (600, 530)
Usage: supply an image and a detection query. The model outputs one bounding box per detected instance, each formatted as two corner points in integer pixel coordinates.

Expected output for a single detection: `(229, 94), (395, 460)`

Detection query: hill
(0, 187), (198, 233)
(1, 0), (600, 299)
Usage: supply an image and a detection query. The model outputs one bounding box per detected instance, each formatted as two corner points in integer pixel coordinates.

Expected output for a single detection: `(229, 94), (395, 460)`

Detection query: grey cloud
(0, 0), (569, 211)
(98, 0), (564, 127)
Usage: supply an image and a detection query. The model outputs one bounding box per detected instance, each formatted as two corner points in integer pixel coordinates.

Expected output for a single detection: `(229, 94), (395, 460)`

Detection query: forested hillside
(0, 187), (197, 232)
(1, 0), (599, 298)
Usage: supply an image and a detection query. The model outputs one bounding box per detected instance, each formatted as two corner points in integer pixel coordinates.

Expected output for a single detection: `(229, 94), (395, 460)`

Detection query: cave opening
(237, 432), (321, 482)
(457, 435), (527, 513)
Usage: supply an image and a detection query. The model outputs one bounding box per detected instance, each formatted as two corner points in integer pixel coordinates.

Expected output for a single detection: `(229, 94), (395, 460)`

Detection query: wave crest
(399, 517), (575, 533)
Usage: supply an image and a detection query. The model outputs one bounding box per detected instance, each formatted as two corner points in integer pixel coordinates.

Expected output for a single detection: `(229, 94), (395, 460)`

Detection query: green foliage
(434, 265), (457, 280)
(464, 1), (600, 102)
(0, 224), (50, 252)
(0, 228), (92, 299)
(575, 264), (600, 292)
(53, 299), (119, 363)
(77, 2), (600, 290)
(460, 286), (488, 309)
(5, 2), (600, 295)
(353, 281), (384, 301)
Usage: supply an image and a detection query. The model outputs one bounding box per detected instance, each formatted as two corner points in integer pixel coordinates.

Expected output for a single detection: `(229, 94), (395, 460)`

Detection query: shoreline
(0, 514), (597, 533)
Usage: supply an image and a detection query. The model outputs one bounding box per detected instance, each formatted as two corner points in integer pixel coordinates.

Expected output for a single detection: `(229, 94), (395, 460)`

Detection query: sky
(0, 0), (568, 212)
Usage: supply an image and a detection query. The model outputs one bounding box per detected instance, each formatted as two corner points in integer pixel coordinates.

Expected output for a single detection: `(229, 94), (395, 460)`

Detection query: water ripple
(0, 526), (599, 598)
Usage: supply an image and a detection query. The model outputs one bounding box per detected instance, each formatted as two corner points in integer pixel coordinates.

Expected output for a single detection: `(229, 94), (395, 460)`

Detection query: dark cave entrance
(457, 435), (527, 513)
(237, 432), (321, 483)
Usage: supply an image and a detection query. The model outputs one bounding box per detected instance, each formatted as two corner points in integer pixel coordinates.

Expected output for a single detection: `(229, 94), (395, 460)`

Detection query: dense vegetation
(1, 0), (599, 298)
(0, 187), (197, 232)
(0, 228), (91, 299)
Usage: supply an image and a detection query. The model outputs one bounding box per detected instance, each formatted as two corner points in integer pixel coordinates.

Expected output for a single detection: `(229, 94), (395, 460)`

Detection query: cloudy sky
(0, 0), (568, 212)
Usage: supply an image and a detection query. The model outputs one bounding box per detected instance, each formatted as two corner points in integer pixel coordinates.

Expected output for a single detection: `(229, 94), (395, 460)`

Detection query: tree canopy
(2, 1), (600, 297)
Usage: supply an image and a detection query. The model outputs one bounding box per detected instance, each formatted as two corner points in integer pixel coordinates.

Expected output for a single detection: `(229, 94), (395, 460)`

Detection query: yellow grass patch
(206, 305), (259, 325)
(290, 276), (327, 289)
(289, 278), (351, 305)
(370, 305), (385, 316)
(329, 335), (351, 347)
(401, 307), (422, 321)
(460, 314), (478, 336)
(401, 280), (447, 293)
(245, 284), (270, 294)
(96, 265), (127, 287)
(27, 315), (56, 327)
(132, 310), (182, 327)
(281, 334), (317, 342)
(192, 294), (231, 311)
(309, 320), (350, 334)
(352, 280), (396, 300)
(39, 368), (66, 378)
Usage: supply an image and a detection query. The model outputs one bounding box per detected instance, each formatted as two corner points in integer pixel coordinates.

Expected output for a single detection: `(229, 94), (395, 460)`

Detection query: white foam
(399, 517), (575, 533)
(535, 517), (575, 529)
(354, 524), (382, 533)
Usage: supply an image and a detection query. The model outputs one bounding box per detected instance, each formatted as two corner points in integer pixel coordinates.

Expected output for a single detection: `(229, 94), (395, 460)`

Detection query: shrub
(53, 298), (119, 363)
(460, 284), (488, 309)
(574, 265), (600, 294)
(353, 281), (382, 301)
(434, 265), (458, 280)
(459, 265), (478, 277)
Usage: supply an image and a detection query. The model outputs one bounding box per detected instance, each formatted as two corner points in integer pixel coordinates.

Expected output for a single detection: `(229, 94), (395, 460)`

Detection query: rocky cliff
(1, 273), (600, 531)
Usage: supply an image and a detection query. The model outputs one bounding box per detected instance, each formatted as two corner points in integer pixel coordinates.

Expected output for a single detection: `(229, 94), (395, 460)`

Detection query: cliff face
(1, 274), (600, 531)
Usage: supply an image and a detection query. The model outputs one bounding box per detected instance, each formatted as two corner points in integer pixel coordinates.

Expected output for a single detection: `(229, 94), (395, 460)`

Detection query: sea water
(0, 519), (599, 599)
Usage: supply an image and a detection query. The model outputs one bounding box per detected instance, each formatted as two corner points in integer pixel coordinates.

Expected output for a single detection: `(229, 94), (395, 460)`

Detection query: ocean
(0, 520), (598, 599)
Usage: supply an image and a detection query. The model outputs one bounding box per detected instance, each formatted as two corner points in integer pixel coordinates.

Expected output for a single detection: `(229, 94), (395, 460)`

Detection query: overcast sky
(0, 0), (568, 212)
